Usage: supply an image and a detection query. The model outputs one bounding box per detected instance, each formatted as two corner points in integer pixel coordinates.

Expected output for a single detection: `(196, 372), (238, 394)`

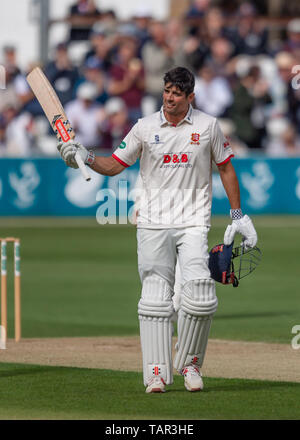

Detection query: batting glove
(57, 141), (95, 169)
(224, 210), (257, 250)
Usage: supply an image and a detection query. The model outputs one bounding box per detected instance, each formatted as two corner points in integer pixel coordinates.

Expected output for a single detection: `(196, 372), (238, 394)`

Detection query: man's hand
(224, 214), (258, 249)
(57, 141), (91, 169)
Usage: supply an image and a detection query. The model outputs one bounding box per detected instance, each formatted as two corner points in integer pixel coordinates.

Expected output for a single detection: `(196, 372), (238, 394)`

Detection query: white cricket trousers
(137, 226), (211, 288)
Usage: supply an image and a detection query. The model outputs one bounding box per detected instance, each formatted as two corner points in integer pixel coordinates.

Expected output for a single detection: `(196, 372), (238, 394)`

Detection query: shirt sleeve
(112, 122), (142, 167)
(210, 118), (234, 166)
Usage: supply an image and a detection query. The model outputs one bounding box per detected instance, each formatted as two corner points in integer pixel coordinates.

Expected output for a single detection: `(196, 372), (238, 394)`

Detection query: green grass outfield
(0, 216), (298, 342)
(0, 363), (299, 420)
(0, 216), (299, 420)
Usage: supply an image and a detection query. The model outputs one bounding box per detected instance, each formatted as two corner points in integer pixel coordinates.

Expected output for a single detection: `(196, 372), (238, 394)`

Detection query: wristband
(86, 150), (95, 166)
(230, 208), (243, 220)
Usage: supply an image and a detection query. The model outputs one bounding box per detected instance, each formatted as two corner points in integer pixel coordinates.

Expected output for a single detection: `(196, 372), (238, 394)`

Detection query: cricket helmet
(208, 242), (262, 287)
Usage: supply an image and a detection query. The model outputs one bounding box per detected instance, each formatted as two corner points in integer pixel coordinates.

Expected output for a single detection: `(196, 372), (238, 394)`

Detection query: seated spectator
(204, 37), (234, 79)
(283, 18), (300, 59)
(99, 97), (131, 150)
(2, 45), (21, 80)
(108, 38), (145, 123)
(194, 64), (233, 117)
(180, 33), (209, 74)
(65, 82), (104, 148)
(230, 3), (269, 56)
(45, 43), (80, 106)
(266, 117), (300, 157)
(166, 18), (186, 66)
(270, 51), (295, 116)
(84, 24), (115, 72)
(132, 6), (152, 54)
(203, 7), (231, 43)
(182, 7), (232, 73)
(80, 58), (109, 105)
(185, 0), (211, 19)
(0, 45), (24, 113)
(0, 66), (20, 113)
(142, 21), (175, 109)
(68, 0), (102, 42)
(1, 105), (33, 156)
(228, 64), (272, 149)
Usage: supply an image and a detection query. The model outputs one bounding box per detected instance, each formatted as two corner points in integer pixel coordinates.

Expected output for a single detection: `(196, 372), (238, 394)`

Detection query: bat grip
(75, 152), (91, 181)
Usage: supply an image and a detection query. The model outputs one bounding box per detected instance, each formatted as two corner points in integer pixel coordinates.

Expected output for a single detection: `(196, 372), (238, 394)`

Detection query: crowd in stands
(1, 0), (300, 158)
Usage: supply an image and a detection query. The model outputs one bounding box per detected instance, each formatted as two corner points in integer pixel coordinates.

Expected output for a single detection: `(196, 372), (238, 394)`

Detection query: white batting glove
(224, 211), (257, 250)
(57, 141), (94, 169)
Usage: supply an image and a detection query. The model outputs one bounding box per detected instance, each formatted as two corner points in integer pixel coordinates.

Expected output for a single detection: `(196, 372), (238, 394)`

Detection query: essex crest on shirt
(190, 132), (200, 145)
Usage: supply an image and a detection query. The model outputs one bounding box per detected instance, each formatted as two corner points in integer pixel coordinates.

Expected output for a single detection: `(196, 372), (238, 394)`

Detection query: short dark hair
(163, 67), (195, 96)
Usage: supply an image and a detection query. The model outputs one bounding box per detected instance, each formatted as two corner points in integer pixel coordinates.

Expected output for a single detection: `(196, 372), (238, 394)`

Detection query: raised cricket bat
(26, 67), (91, 181)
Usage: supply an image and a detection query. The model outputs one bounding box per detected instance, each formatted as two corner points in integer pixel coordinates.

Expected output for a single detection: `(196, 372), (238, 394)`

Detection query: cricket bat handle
(75, 152), (91, 181)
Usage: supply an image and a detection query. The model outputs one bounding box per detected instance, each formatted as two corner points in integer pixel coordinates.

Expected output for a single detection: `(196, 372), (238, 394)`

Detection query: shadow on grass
(0, 366), (59, 379)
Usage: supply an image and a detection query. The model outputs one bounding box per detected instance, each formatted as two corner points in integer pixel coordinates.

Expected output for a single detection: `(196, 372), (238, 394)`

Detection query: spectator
(229, 64), (272, 149)
(180, 33), (209, 74)
(284, 18), (300, 59)
(108, 38), (145, 123)
(230, 3), (269, 56)
(84, 24), (116, 72)
(142, 21), (175, 109)
(270, 51), (295, 116)
(194, 64), (233, 117)
(80, 58), (109, 105)
(65, 82), (104, 148)
(166, 18), (186, 66)
(266, 117), (300, 156)
(2, 45), (21, 80)
(1, 105), (33, 156)
(68, 0), (102, 42)
(0, 45), (22, 113)
(185, 0), (211, 19)
(182, 7), (232, 73)
(203, 7), (230, 43)
(45, 43), (80, 106)
(100, 97), (131, 150)
(132, 6), (152, 54)
(204, 37), (234, 79)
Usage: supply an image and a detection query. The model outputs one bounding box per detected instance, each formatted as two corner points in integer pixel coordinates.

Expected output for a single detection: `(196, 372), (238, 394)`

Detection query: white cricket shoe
(182, 365), (204, 392)
(145, 376), (166, 393)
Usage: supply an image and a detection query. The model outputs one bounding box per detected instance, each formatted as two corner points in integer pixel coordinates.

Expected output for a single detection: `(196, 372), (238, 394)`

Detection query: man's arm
(218, 160), (258, 249)
(218, 160), (240, 210)
(57, 141), (125, 176)
(89, 155), (125, 176)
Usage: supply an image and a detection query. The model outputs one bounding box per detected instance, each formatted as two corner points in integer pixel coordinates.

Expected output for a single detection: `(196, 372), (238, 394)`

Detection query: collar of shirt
(159, 105), (194, 127)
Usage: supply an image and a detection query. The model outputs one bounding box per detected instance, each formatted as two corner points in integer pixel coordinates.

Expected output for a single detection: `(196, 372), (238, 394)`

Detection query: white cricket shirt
(112, 105), (234, 228)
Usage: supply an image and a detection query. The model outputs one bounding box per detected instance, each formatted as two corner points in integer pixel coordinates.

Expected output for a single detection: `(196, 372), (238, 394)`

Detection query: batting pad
(173, 279), (217, 372)
(138, 276), (174, 385)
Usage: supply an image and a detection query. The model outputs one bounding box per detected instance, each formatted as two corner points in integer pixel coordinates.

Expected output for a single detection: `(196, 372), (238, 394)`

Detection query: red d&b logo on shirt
(163, 153), (189, 163)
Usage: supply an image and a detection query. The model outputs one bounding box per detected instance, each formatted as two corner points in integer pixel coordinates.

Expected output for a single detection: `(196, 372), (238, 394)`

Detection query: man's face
(163, 83), (194, 116)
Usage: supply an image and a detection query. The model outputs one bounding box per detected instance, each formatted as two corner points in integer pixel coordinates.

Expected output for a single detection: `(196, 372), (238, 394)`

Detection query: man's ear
(188, 92), (195, 104)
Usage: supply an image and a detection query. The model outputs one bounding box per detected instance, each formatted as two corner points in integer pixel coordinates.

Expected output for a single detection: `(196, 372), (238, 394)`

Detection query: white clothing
(65, 99), (104, 148)
(113, 106), (233, 228)
(194, 77), (233, 118)
(137, 226), (211, 288)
